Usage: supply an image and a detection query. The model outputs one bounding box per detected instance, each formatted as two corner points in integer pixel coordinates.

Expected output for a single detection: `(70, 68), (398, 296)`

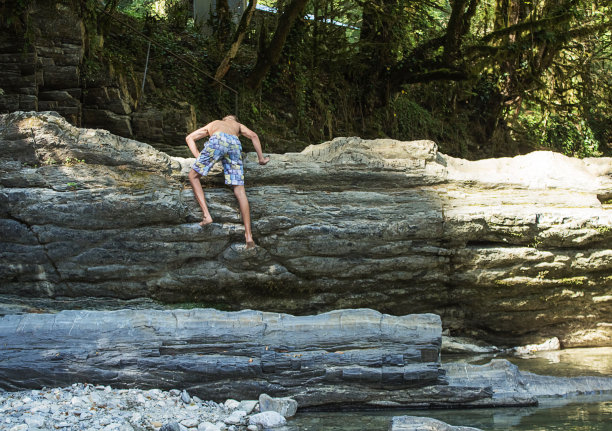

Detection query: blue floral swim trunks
(191, 132), (244, 185)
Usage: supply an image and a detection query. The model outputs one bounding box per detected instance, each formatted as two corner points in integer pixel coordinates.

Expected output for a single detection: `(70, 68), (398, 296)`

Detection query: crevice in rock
(465, 241), (508, 248)
(6, 212), (65, 289)
(597, 193), (612, 205)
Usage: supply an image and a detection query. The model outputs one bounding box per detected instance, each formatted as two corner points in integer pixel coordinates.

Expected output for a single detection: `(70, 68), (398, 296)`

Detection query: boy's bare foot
(199, 215), (213, 226)
(245, 236), (256, 249)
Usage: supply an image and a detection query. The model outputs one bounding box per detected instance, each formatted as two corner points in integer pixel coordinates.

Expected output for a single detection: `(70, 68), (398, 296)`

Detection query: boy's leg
(232, 185), (255, 248)
(189, 168), (213, 226)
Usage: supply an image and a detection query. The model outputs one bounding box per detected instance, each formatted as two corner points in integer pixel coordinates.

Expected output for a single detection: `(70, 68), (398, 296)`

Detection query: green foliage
(116, 0), (158, 19)
(545, 116), (600, 158)
(64, 157), (85, 166)
(79, 0), (611, 158)
(0, 0), (33, 30)
(519, 111), (600, 158)
(392, 97), (436, 141)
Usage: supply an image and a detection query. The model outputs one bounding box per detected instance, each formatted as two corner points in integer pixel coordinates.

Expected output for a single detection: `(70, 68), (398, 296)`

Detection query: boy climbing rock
(186, 115), (269, 249)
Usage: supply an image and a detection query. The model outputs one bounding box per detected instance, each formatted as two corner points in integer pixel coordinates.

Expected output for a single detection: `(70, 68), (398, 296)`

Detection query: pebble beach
(0, 384), (288, 431)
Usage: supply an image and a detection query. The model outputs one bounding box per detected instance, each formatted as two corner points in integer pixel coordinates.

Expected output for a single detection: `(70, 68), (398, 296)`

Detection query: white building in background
(193, 0), (247, 29)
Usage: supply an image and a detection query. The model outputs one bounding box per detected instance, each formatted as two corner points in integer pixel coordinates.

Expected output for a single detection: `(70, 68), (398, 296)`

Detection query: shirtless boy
(186, 115), (269, 249)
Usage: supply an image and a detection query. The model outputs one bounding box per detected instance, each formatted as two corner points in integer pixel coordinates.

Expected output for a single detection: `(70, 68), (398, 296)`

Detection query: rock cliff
(1, 111), (611, 346)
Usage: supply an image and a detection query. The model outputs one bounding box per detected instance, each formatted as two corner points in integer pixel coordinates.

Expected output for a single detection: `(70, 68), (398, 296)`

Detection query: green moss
(594, 225), (611, 234)
(528, 236), (543, 249)
(555, 276), (587, 285)
(163, 301), (232, 311)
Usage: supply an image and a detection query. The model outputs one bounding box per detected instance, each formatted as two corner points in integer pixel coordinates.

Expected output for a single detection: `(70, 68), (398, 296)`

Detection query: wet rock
(390, 416), (483, 431)
(513, 337), (561, 356)
(442, 336), (500, 355)
(444, 359), (612, 405)
(258, 394), (298, 418)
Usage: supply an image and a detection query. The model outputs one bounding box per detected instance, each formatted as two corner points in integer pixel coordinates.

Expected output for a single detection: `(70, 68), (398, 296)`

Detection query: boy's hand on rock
(259, 156), (270, 165)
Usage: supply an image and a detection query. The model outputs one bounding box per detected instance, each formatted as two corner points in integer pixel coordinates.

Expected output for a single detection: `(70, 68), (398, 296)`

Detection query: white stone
(224, 399), (240, 410)
(224, 410), (246, 425)
(197, 422), (221, 431)
(25, 415), (45, 427)
(181, 418), (199, 427)
(237, 400), (258, 414)
(248, 412), (287, 428)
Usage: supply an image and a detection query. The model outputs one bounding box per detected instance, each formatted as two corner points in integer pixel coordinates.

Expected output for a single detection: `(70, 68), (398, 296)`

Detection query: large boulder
(1, 111), (611, 347)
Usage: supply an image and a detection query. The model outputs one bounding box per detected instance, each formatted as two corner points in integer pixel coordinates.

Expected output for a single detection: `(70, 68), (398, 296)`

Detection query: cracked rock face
(1, 111), (611, 347)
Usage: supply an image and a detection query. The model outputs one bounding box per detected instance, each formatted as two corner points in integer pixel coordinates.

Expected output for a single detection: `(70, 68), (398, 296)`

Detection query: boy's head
(223, 114), (239, 122)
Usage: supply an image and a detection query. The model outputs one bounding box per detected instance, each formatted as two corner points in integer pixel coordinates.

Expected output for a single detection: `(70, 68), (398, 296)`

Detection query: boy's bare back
(204, 118), (241, 137)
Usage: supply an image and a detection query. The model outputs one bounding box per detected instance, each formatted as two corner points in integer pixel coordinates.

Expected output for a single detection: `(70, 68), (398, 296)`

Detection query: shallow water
(289, 347), (612, 430)
(288, 395), (612, 430)
(448, 347), (612, 378)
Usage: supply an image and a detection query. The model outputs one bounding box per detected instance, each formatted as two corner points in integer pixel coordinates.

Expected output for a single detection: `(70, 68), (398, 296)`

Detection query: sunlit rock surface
(1, 111), (611, 346)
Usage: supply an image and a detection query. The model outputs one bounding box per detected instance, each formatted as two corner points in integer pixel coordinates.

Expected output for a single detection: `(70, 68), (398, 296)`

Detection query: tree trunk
(442, 0), (479, 64)
(215, 0), (232, 45)
(214, 0), (258, 81)
(246, 0), (309, 89)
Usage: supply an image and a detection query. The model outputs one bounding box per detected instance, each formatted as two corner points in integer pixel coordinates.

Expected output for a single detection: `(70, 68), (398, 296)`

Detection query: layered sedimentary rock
(2, 308), (611, 408)
(1, 111), (611, 346)
(444, 359), (612, 406)
(0, 308), (448, 407)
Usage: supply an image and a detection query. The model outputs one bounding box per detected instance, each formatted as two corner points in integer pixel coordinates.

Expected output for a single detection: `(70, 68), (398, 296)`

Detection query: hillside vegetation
(5, 0), (612, 158)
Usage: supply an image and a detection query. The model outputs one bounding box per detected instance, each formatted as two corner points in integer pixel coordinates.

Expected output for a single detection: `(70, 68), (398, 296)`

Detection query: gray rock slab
(444, 359), (612, 405)
(259, 394), (298, 417)
(0, 308), (444, 408)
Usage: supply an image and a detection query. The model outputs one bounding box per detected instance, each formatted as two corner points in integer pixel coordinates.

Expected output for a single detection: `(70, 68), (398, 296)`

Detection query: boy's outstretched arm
(186, 126), (211, 158)
(239, 124), (269, 165)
